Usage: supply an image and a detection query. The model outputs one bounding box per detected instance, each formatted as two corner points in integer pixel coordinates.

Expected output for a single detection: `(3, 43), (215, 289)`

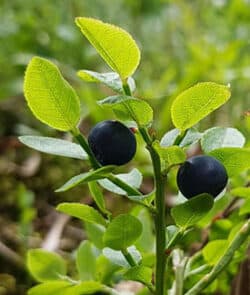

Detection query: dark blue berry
(88, 120), (136, 166)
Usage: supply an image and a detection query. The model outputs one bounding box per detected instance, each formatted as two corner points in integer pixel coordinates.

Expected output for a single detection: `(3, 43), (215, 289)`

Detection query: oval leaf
(55, 166), (115, 192)
(201, 127), (245, 153)
(76, 241), (96, 281)
(103, 246), (141, 268)
(99, 95), (153, 126)
(76, 17), (140, 79)
(19, 136), (87, 160)
(24, 57), (80, 131)
(202, 240), (229, 265)
(171, 82), (231, 131)
(231, 187), (250, 198)
(27, 249), (66, 282)
(28, 281), (71, 295)
(57, 203), (106, 226)
(171, 194), (214, 229)
(124, 265), (153, 286)
(209, 147), (250, 177)
(154, 141), (186, 171)
(98, 168), (142, 195)
(103, 214), (142, 250)
(77, 70), (135, 94)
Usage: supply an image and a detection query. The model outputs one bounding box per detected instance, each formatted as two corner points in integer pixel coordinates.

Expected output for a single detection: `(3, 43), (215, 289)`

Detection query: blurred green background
(0, 0), (250, 294)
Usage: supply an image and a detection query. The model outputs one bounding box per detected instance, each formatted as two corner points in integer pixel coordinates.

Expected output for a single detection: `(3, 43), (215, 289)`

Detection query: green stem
(122, 79), (132, 96)
(122, 248), (137, 267)
(184, 265), (211, 279)
(166, 229), (184, 252)
(174, 255), (188, 295)
(137, 125), (167, 295)
(73, 130), (101, 169)
(185, 219), (250, 295)
(107, 174), (141, 196)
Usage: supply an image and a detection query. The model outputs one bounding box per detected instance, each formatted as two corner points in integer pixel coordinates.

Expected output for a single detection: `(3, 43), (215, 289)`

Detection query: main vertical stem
(139, 127), (166, 295)
(152, 148), (166, 295)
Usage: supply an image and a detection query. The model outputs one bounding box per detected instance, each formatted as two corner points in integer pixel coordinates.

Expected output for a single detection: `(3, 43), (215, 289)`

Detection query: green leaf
(239, 199), (250, 215)
(76, 241), (96, 281)
(99, 168), (142, 195)
(179, 128), (203, 148)
(103, 246), (141, 268)
(99, 95), (153, 126)
(88, 181), (108, 215)
(19, 136), (87, 160)
(202, 240), (229, 265)
(77, 70), (135, 94)
(124, 265), (152, 285)
(171, 82), (231, 131)
(201, 127), (245, 153)
(131, 207), (155, 252)
(24, 57), (80, 131)
(103, 214), (142, 250)
(171, 194), (214, 229)
(127, 191), (155, 206)
(160, 128), (202, 148)
(209, 147), (250, 177)
(70, 281), (103, 294)
(57, 203), (106, 226)
(28, 281), (71, 295)
(153, 141), (186, 171)
(55, 166), (115, 192)
(28, 281), (103, 295)
(231, 187), (250, 198)
(27, 249), (66, 282)
(85, 222), (106, 249)
(75, 17), (140, 79)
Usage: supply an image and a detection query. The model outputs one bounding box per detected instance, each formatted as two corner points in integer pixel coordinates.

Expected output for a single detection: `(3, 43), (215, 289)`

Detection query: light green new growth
(75, 17), (140, 79)
(171, 82), (231, 131)
(24, 57), (80, 131)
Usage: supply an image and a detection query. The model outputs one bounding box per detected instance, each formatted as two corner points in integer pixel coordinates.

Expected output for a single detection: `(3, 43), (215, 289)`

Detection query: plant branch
(122, 248), (137, 267)
(139, 126), (167, 295)
(185, 219), (250, 295)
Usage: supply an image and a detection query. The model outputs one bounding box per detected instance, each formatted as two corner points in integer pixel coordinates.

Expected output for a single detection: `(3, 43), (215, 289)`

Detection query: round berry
(177, 155), (228, 198)
(88, 120), (136, 166)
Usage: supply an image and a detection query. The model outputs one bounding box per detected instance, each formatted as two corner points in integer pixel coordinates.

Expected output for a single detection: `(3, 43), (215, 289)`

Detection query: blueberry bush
(20, 18), (250, 295)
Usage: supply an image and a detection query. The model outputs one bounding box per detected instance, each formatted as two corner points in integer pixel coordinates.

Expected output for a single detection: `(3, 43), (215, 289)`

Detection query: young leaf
(171, 194), (214, 229)
(85, 222), (106, 249)
(75, 17), (140, 79)
(76, 241), (96, 281)
(202, 240), (229, 265)
(28, 281), (103, 295)
(57, 203), (107, 226)
(209, 147), (250, 177)
(201, 127), (245, 153)
(239, 199), (250, 215)
(99, 168), (142, 195)
(99, 95), (153, 126)
(55, 166), (115, 192)
(28, 281), (72, 295)
(77, 70), (135, 94)
(153, 141), (186, 171)
(88, 181), (108, 215)
(124, 265), (153, 286)
(24, 57), (80, 131)
(103, 214), (142, 250)
(27, 249), (67, 282)
(103, 246), (141, 268)
(231, 187), (250, 198)
(171, 82), (231, 131)
(19, 136), (87, 160)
